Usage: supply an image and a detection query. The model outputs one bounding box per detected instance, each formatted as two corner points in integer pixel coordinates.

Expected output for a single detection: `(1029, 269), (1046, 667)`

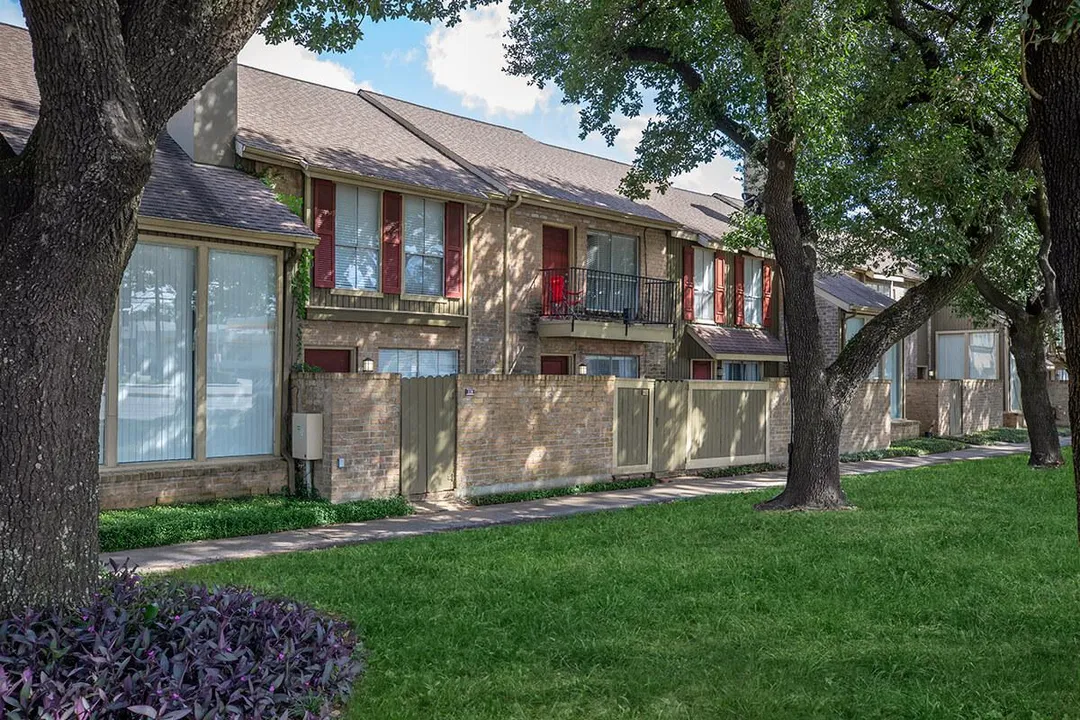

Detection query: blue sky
(0, 1), (741, 196)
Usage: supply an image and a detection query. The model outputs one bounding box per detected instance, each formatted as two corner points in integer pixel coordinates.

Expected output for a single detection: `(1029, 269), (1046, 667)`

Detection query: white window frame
(935, 330), (999, 380)
(99, 237), (283, 468)
(334, 184), (382, 293)
(403, 196), (446, 298)
(583, 354), (640, 378)
(378, 348), (458, 378)
(743, 257), (763, 326)
(721, 361), (762, 381)
(693, 247), (715, 322)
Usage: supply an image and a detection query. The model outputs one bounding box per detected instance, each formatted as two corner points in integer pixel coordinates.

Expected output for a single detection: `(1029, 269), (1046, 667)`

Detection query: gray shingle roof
(814, 273), (894, 312)
(0, 23), (314, 241)
(688, 324), (788, 359)
(237, 66), (494, 199)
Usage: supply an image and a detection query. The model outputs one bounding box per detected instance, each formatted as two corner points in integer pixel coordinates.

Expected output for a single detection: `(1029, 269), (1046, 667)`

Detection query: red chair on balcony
(547, 272), (583, 318)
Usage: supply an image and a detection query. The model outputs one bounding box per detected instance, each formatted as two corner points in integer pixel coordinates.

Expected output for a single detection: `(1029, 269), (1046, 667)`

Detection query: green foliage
(947, 427), (1033, 445)
(183, 452), (1080, 718)
(100, 495), (413, 552)
(694, 462), (785, 478)
(469, 477), (655, 506)
(839, 436), (968, 462)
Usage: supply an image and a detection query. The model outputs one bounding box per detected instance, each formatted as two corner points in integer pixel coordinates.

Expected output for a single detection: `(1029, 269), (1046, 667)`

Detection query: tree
(506, 0), (1032, 509)
(1024, 0), (1080, 535)
(0, 0), (467, 615)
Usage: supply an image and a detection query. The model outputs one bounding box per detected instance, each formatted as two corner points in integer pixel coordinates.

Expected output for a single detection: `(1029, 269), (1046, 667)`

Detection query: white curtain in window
(404, 196), (445, 296)
(937, 334), (965, 379)
(743, 258), (763, 325)
(117, 243), (195, 463)
(378, 349), (457, 378)
(584, 355), (638, 378)
(693, 247), (715, 320)
(968, 332), (998, 379)
(206, 251), (277, 458)
(335, 185), (381, 291)
(722, 361), (762, 381)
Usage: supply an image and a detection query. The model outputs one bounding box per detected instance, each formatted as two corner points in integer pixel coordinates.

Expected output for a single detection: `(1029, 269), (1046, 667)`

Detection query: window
(378, 349), (458, 378)
(1010, 355), (1022, 412)
(117, 243), (196, 463)
(206, 251), (277, 458)
(693, 247), (715, 321)
(584, 354), (639, 378)
(845, 315), (902, 415)
(1056, 368), (1069, 382)
(586, 232), (639, 315)
(968, 332), (998, 379)
(721, 361), (762, 381)
(404, 196), (445, 296)
(335, 185), (380, 291)
(936, 331), (998, 380)
(743, 257), (763, 326)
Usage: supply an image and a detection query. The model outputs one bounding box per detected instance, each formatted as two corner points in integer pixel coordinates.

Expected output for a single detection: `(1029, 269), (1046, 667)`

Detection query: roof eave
(138, 215), (318, 248)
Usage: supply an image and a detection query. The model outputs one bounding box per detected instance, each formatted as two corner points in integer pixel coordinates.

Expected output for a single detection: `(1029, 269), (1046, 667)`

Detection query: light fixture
(577, 362), (588, 376)
(928, 369), (935, 379)
(361, 357), (375, 373)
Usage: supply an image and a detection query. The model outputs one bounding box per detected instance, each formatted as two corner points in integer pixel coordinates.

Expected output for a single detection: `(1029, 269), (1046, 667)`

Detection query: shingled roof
(0, 23), (314, 242)
(814, 273), (894, 313)
(688, 324), (789, 360)
(236, 67), (494, 200)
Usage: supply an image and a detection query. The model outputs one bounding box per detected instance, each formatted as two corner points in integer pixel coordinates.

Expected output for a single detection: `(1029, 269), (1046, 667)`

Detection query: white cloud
(239, 34), (372, 92)
(383, 47), (419, 67)
(611, 114), (743, 198)
(425, 3), (551, 117)
(0, 0), (25, 27)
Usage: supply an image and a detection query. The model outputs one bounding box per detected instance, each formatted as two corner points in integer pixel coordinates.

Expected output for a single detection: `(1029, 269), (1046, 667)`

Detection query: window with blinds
(404, 196), (445, 296)
(743, 257), (763, 326)
(378, 348), (458, 378)
(693, 247), (715, 321)
(335, 185), (381, 291)
(583, 354), (639, 378)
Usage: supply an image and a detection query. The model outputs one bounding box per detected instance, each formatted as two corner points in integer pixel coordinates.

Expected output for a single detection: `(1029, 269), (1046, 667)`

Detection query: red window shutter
(382, 191), (403, 294)
(312, 179), (335, 288)
(682, 245), (695, 322)
(734, 254), (745, 326)
(444, 202), (465, 298)
(714, 253), (726, 324)
(762, 261), (774, 328)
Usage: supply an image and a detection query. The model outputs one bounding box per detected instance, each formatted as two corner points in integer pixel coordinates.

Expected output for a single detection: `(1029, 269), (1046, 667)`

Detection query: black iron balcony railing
(540, 267), (678, 325)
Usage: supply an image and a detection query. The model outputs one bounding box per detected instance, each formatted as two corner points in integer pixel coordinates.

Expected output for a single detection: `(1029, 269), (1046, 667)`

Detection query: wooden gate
(653, 381), (688, 473)
(686, 382), (769, 469)
(614, 380), (653, 472)
(400, 376), (457, 496)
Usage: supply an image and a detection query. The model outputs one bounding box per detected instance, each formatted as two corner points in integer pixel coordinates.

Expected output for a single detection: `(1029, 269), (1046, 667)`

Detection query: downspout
(503, 194), (523, 374)
(465, 201), (491, 374)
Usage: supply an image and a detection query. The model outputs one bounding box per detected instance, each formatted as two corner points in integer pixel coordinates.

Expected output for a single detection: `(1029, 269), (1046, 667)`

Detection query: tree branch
(973, 269), (1025, 320)
(623, 44), (761, 154)
(883, 0), (943, 70)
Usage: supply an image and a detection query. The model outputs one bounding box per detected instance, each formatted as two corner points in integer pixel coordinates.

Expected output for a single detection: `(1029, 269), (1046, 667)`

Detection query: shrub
(101, 495), (413, 552)
(694, 462), (785, 479)
(839, 436), (968, 462)
(0, 566), (362, 719)
(469, 477), (655, 506)
(948, 427), (1031, 445)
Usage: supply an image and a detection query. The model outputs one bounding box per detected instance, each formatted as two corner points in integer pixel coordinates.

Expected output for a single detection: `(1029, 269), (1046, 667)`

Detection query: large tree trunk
(1009, 315), (1063, 467)
(1026, 0), (1080, 534)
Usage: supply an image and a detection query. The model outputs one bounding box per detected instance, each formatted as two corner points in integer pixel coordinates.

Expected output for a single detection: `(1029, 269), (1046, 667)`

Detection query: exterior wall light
(577, 362), (588, 376)
(361, 357), (375, 373)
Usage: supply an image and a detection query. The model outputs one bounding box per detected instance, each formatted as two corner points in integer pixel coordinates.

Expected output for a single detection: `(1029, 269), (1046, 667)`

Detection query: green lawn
(179, 454), (1080, 719)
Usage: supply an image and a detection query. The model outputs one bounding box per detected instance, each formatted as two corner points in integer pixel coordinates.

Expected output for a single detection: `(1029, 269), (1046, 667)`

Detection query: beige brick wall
(292, 373), (401, 502)
(904, 380), (947, 435)
(467, 203), (506, 373)
(456, 374), (617, 493)
(817, 296), (842, 365)
(99, 459), (287, 510)
(904, 379), (1004, 435)
(961, 379), (1004, 433)
(891, 418), (922, 442)
(766, 380), (891, 462)
(301, 321), (464, 371)
(1048, 380), (1069, 425)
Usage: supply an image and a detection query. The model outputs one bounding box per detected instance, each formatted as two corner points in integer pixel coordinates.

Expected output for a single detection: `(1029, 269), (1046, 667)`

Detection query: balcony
(538, 267), (678, 343)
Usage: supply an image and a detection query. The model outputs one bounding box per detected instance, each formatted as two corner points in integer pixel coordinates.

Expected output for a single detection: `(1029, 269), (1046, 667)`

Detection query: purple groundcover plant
(0, 565), (363, 719)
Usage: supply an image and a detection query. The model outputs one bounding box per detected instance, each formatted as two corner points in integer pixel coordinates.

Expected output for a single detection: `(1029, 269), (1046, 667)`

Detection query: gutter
(465, 201), (491, 373)
(504, 194), (524, 374)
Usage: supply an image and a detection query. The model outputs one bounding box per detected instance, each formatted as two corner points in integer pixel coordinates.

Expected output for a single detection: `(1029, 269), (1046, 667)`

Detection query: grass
(179, 452), (1080, 719)
(100, 495), (413, 552)
(839, 436), (968, 463)
(469, 477), (655, 506)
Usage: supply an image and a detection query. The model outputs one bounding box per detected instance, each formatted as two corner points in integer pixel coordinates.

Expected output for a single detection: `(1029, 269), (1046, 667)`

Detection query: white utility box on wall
(292, 413), (323, 460)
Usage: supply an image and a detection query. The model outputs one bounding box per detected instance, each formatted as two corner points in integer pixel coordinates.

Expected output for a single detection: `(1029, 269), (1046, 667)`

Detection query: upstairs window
(404, 196), (445, 296)
(693, 247), (715, 321)
(335, 185), (381, 291)
(936, 331), (998, 380)
(743, 257), (763, 326)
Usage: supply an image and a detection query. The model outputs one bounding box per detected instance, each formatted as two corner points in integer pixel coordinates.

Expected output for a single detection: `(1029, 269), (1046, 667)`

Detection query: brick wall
(766, 380), (891, 462)
(904, 379), (1004, 435)
(292, 373), (401, 502)
(904, 380), (947, 435)
(456, 374), (617, 494)
(961, 379), (1004, 434)
(467, 203), (506, 373)
(816, 296), (842, 365)
(301, 321), (465, 371)
(891, 418), (921, 442)
(1048, 380), (1069, 425)
(99, 459), (287, 510)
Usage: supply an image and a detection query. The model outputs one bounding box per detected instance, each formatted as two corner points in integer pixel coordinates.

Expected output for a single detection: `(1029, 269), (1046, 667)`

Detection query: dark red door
(304, 349), (352, 373)
(542, 226), (570, 315)
(691, 360), (713, 380)
(540, 355), (570, 375)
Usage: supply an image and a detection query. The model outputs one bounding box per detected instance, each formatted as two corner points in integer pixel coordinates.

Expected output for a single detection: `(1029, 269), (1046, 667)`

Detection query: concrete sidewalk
(104, 442), (1033, 573)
